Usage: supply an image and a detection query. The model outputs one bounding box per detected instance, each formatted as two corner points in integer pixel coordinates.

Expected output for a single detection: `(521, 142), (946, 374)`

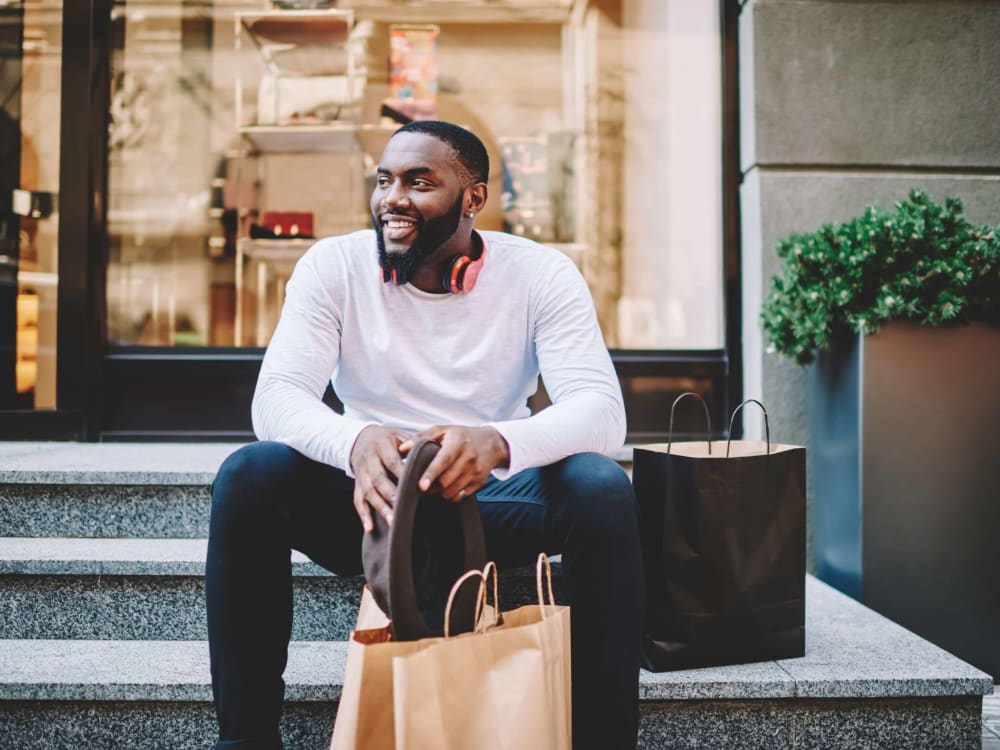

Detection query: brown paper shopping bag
(392, 555), (572, 750)
(329, 586), (439, 750)
(330, 580), (501, 749)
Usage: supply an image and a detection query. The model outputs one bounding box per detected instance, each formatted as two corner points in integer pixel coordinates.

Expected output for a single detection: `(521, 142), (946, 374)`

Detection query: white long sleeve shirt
(251, 229), (626, 478)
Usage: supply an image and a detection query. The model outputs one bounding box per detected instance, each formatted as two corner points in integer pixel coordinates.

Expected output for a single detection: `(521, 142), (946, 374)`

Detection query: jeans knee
(555, 453), (638, 541)
(211, 441), (301, 523)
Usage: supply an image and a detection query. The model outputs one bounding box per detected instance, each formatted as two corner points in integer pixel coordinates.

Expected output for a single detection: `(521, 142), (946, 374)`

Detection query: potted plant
(760, 189), (1000, 680)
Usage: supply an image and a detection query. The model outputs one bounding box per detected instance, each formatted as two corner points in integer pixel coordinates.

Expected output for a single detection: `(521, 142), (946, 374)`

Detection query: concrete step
(0, 442), (632, 538)
(0, 579), (992, 749)
(0, 537), (562, 641)
(0, 443), (236, 539)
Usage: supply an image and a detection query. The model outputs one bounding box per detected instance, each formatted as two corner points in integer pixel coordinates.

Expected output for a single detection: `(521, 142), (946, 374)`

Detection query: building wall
(738, 0), (1000, 562)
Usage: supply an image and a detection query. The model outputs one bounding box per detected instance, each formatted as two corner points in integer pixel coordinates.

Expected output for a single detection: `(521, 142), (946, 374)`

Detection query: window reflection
(7, 0), (61, 410)
(105, 0), (724, 351)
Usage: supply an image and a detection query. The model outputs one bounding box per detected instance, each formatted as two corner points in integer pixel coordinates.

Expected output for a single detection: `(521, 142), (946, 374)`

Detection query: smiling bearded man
(374, 176), (465, 283)
(206, 121), (644, 750)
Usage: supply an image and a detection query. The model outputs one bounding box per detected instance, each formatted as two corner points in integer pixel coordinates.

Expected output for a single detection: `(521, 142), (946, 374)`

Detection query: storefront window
(105, 0), (723, 351)
(2, 0), (61, 410)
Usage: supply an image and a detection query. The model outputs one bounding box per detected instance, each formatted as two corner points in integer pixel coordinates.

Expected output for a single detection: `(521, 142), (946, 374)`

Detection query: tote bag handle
(667, 392), (713, 454)
(726, 399), (771, 458)
(535, 553), (557, 619)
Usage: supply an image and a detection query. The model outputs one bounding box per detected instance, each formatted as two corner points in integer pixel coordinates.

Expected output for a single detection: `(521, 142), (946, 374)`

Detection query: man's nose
(383, 182), (411, 210)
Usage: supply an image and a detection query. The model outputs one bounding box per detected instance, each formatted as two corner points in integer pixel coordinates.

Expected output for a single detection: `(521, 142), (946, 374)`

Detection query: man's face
(371, 132), (467, 279)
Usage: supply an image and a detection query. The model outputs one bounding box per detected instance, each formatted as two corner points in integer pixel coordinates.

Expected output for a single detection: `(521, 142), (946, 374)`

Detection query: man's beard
(374, 193), (465, 286)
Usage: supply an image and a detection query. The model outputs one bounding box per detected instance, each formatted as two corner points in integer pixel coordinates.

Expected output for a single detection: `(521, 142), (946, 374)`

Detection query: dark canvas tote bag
(634, 395), (806, 671)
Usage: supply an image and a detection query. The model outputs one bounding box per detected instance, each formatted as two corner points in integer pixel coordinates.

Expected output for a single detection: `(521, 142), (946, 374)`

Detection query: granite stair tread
(0, 578), (990, 705)
(0, 442), (634, 487)
(0, 537), (560, 578)
(0, 537), (329, 577)
(0, 443), (242, 486)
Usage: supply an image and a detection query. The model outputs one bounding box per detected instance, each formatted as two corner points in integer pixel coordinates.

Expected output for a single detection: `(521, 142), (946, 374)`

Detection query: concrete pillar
(738, 0), (1000, 565)
(739, 0), (1000, 444)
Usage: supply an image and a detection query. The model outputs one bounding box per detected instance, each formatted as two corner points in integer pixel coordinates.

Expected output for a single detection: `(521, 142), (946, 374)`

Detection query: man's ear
(466, 182), (488, 215)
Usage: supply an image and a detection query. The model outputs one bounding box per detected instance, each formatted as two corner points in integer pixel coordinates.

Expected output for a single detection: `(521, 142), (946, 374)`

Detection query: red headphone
(381, 232), (486, 294)
(441, 247), (485, 293)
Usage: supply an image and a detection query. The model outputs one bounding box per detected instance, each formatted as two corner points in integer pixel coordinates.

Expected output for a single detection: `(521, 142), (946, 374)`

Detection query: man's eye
(413, 179), (432, 187)
(376, 178), (390, 187)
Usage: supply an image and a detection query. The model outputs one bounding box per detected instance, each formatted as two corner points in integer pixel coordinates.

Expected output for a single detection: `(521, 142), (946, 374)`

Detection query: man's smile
(381, 214), (420, 243)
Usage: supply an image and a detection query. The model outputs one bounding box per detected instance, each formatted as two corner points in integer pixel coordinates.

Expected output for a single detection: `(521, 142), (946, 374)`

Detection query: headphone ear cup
(443, 255), (472, 293)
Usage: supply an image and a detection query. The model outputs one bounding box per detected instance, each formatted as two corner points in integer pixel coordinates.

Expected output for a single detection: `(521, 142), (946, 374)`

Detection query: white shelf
(238, 9), (353, 47)
(339, 0), (573, 25)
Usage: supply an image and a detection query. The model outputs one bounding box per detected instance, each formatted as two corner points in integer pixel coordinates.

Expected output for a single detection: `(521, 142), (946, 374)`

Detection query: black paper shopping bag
(634, 395), (806, 671)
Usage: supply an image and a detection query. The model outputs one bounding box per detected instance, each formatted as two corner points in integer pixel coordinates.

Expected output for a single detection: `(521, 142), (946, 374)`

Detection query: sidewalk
(985, 687), (1000, 749)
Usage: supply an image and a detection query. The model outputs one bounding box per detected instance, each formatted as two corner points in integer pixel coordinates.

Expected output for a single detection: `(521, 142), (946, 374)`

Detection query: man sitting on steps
(206, 120), (643, 750)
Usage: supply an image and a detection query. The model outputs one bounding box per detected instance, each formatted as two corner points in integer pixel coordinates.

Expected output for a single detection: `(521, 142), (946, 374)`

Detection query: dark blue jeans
(207, 441), (643, 750)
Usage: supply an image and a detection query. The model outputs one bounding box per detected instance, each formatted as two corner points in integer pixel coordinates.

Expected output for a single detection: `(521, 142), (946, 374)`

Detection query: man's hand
(350, 425), (410, 533)
(401, 426), (511, 502)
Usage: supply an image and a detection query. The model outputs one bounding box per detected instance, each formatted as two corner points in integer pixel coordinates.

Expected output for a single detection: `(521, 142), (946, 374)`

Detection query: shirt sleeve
(251, 247), (374, 474)
(485, 256), (626, 478)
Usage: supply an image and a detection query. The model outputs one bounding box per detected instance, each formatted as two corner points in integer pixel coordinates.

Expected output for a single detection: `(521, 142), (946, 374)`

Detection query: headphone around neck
(382, 230), (486, 294)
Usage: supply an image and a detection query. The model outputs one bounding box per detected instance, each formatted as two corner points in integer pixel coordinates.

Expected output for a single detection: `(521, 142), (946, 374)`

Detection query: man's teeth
(386, 220), (416, 228)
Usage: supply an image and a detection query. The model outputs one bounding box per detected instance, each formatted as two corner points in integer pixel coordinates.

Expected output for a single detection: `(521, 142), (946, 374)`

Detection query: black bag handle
(726, 399), (770, 458)
(667, 392), (712, 455)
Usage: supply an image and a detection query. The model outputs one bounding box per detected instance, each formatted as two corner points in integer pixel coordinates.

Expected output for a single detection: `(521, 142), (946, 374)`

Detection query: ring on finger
(458, 488), (467, 499)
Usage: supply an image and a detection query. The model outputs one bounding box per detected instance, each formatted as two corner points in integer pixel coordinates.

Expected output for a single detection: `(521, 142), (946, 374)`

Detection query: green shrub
(761, 189), (1000, 365)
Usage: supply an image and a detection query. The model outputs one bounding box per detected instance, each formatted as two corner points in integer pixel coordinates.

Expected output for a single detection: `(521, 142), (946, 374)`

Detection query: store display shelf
(240, 123), (397, 153)
(238, 9), (353, 47)
(340, 0), (573, 25)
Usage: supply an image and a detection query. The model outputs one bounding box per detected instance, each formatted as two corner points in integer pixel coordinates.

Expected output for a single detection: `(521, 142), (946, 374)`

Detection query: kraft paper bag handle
(473, 560), (503, 633)
(667, 391), (713, 455)
(535, 553), (556, 619)
(473, 561), (502, 632)
(443, 569), (486, 639)
(726, 398), (771, 457)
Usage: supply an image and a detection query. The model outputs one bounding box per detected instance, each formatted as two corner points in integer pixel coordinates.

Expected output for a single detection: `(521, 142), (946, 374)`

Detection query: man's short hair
(394, 120), (490, 185)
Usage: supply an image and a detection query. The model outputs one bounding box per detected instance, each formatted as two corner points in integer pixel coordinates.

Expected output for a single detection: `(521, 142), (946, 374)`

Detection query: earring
(467, 212), (474, 218)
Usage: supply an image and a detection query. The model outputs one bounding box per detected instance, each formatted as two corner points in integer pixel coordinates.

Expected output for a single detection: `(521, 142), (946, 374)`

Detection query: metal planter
(809, 321), (1000, 680)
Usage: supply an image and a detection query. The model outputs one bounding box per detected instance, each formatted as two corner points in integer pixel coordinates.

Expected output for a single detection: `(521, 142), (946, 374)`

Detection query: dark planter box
(809, 321), (1000, 681)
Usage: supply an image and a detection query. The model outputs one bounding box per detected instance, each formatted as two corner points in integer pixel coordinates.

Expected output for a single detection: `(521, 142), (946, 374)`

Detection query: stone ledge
(0, 537), (329, 577)
(0, 444), (242, 486)
(0, 537), (562, 578)
(0, 579), (990, 704)
(0, 442), (635, 486)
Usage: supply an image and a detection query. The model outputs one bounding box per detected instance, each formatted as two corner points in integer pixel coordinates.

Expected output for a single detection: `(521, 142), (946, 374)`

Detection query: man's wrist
(488, 427), (511, 469)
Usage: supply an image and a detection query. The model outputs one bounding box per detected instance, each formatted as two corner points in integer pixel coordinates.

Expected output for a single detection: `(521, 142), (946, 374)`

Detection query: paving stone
(984, 686), (1000, 738)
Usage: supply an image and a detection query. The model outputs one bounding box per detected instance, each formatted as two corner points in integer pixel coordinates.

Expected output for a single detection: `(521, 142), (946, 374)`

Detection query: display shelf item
(386, 24), (439, 121)
(268, 44), (350, 77)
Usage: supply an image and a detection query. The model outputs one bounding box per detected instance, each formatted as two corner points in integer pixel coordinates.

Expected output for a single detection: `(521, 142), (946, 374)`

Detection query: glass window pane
(104, 1), (724, 351)
(3, 0), (61, 410)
